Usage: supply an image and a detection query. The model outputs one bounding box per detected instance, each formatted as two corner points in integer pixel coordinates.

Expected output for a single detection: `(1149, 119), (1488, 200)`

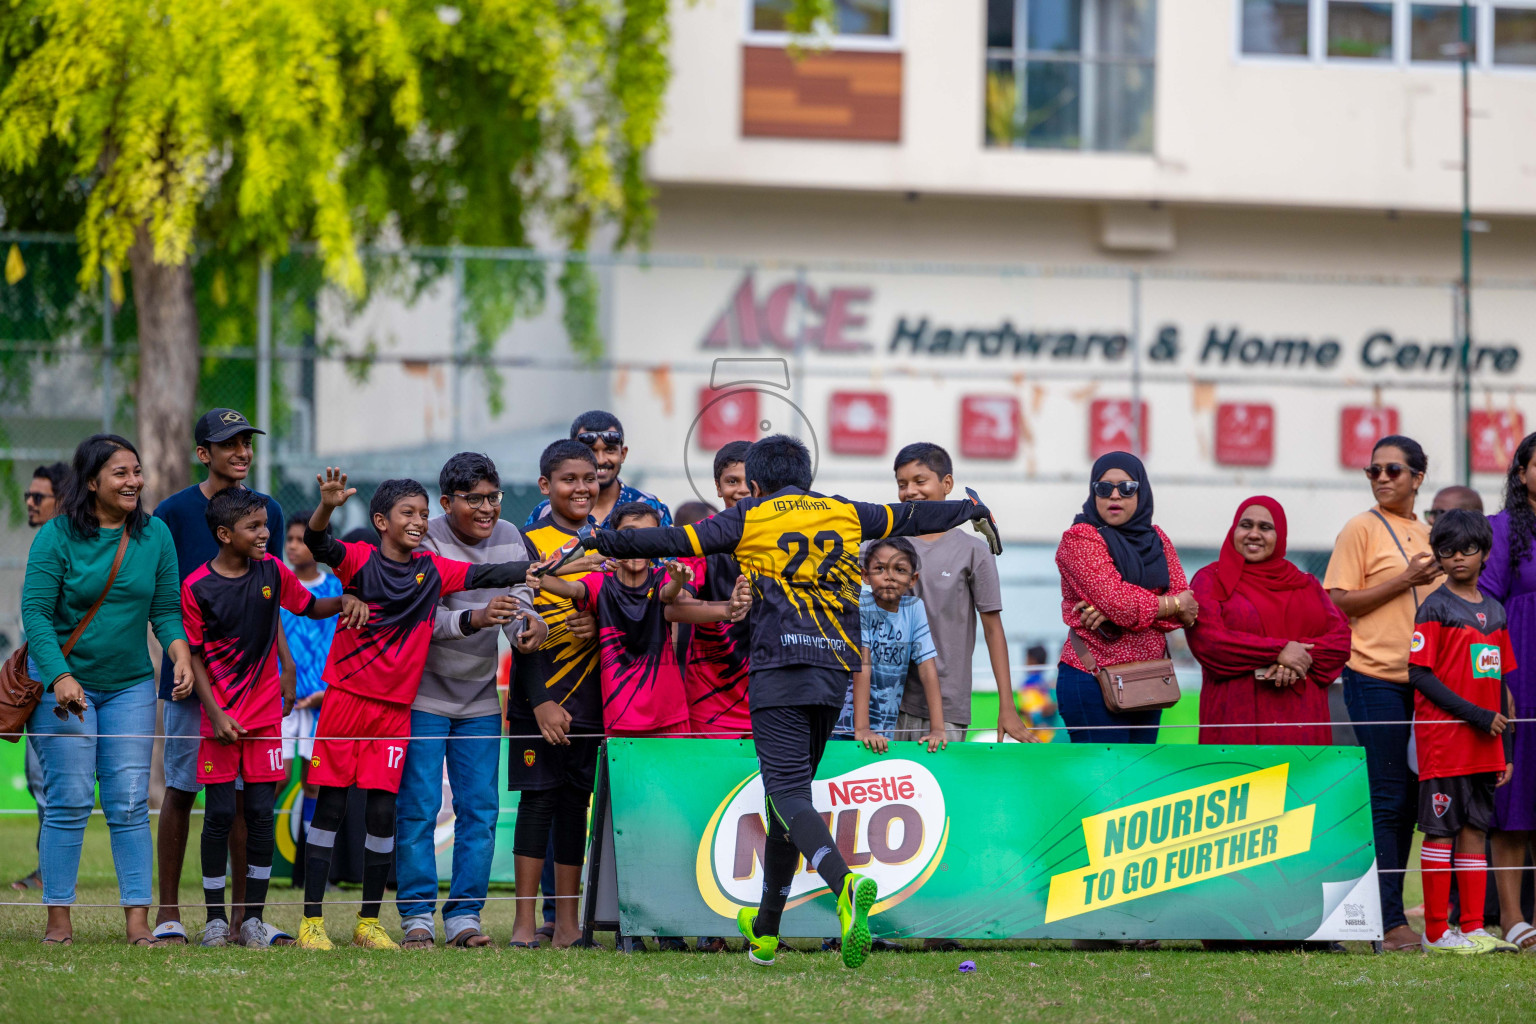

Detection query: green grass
(1, 818), (1531, 1024)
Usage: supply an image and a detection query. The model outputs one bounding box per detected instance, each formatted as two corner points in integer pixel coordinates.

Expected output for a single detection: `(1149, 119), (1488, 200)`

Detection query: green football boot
(836, 873), (879, 969)
(737, 907), (776, 966)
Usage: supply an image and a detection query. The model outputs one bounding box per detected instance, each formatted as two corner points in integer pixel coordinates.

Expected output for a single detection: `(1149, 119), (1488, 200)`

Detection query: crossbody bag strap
(59, 528), (130, 660)
(1369, 508), (1420, 611)
(1068, 630), (1100, 675)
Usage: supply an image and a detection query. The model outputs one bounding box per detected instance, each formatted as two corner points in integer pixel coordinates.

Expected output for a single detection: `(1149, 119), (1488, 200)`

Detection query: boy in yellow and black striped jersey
(568, 434), (1002, 969)
(508, 439), (604, 949)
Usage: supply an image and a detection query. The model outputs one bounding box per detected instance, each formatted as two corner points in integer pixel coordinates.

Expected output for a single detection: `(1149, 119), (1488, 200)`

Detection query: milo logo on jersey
(1471, 643), (1502, 679)
(695, 759), (947, 919)
(1044, 764), (1316, 922)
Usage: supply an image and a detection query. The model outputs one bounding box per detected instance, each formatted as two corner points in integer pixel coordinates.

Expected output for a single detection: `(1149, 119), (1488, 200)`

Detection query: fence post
(1130, 269), (1143, 456)
(101, 269), (114, 434)
(451, 253), (466, 446)
(256, 257), (272, 496)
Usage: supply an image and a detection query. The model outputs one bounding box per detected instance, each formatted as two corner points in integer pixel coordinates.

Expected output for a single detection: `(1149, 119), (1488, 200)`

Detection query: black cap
(195, 408), (266, 446)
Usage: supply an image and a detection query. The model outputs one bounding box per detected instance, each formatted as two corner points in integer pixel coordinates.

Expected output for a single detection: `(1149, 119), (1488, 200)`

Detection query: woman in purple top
(1480, 431), (1536, 951)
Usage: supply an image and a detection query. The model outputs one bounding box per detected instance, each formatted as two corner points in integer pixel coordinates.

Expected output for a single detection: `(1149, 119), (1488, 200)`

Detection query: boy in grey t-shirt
(891, 443), (1038, 747)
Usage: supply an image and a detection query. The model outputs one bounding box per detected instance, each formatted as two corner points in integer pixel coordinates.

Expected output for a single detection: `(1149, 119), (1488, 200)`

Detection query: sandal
(151, 921), (189, 946)
(41, 936), (72, 946)
(448, 929), (492, 948)
(130, 936), (168, 947)
(11, 871), (42, 892)
(1504, 921), (1536, 952)
(507, 940), (541, 949)
(401, 928), (435, 950)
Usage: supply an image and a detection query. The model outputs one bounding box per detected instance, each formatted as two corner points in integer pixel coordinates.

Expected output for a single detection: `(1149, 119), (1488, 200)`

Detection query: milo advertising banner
(598, 739), (1382, 940)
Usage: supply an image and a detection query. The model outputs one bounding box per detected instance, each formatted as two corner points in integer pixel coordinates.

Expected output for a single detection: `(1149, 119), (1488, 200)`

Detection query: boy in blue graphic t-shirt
(837, 537), (946, 752)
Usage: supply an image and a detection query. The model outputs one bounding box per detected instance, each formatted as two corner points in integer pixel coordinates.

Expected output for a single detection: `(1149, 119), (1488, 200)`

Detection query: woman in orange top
(1324, 433), (1443, 952)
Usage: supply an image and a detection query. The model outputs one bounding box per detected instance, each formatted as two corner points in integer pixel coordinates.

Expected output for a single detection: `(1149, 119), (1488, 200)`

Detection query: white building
(590, 0), (1536, 553)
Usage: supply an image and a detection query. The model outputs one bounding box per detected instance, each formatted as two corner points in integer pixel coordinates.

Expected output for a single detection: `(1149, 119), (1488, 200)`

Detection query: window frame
(743, 0), (904, 51)
(983, 0), (1159, 152)
(1233, 0), (1536, 70)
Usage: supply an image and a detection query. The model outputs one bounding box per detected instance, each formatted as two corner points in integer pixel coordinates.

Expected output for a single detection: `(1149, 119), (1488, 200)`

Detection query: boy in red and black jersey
(1408, 509), (1517, 954)
(181, 488), (353, 947)
(678, 441), (755, 741)
(296, 471), (532, 951)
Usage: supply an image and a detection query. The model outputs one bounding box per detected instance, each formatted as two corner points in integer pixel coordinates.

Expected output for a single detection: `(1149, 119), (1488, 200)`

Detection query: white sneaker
(1424, 928), (1486, 954)
(239, 918), (294, 948)
(200, 919), (230, 948)
(1463, 928), (1519, 953)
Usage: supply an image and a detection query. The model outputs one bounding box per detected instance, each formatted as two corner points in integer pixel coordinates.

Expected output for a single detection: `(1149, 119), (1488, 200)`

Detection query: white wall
(653, 0), (1536, 216)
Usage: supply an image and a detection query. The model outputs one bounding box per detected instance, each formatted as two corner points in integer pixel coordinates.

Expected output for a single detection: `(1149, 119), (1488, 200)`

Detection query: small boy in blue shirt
(838, 537), (946, 753)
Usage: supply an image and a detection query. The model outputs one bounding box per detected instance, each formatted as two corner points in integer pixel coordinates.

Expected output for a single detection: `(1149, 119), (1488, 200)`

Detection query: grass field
(3, 818), (1535, 1023)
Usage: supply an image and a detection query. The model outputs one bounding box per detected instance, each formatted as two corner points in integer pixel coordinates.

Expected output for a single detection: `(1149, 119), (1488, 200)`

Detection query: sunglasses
(23, 491), (49, 504)
(451, 490), (504, 510)
(53, 697), (87, 722)
(575, 430), (623, 448)
(1364, 463), (1411, 480)
(1425, 508), (1445, 525)
(1092, 480), (1141, 499)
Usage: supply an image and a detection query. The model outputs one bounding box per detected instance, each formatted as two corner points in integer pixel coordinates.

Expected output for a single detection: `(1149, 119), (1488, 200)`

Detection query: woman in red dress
(1187, 496), (1352, 745)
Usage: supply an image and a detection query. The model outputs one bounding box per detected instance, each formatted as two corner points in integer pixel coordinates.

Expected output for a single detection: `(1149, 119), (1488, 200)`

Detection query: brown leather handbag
(0, 529), (130, 740)
(1069, 630), (1181, 713)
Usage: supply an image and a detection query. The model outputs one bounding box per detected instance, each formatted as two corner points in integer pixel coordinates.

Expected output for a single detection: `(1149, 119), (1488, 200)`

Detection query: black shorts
(506, 708), (602, 794)
(750, 703), (839, 800)
(1418, 773), (1497, 838)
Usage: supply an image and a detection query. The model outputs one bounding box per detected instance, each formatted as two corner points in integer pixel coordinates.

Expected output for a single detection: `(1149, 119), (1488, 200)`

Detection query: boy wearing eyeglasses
(394, 452), (548, 950)
(523, 410), (672, 529)
(1407, 508), (1518, 954)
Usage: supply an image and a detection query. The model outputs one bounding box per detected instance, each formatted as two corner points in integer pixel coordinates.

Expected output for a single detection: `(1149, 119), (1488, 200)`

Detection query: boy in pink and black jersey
(677, 441), (755, 740)
(181, 488), (351, 947)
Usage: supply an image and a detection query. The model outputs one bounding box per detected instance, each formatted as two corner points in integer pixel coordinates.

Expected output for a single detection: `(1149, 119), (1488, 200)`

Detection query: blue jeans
(161, 693), (203, 793)
(1342, 667), (1416, 933)
(28, 679), (156, 906)
(1055, 662), (1161, 744)
(396, 711), (501, 932)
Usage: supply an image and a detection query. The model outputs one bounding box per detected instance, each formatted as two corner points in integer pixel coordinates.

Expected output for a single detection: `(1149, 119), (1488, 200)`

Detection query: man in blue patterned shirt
(523, 411), (671, 530)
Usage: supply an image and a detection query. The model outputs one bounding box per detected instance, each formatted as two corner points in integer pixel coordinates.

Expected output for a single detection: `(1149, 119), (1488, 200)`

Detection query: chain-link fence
(5, 234), (1536, 688)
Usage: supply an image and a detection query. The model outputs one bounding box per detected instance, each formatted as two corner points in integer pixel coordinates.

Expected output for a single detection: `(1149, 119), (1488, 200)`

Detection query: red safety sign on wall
(1214, 403), (1275, 467)
(959, 395), (1021, 460)
(1089, 399), (1149, 459)
(1339, 407), (1399, 469)
(1470, 410), (1525, 474)
(828, 391), (890, 456)
(696, 388), (759, 450)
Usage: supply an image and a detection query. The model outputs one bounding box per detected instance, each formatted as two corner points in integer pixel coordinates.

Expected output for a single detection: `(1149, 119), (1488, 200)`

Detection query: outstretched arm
(305, 467), (355, 568)
(859, 497), (1001, 552)
(588, 505), (746, 559)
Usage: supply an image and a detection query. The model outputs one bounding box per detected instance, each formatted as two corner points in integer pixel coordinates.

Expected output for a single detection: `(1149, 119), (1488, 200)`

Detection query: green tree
(0, 0), (670, 502)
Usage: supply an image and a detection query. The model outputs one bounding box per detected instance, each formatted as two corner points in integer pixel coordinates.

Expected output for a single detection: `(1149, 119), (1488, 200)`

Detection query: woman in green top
(22, 434), (194, 946)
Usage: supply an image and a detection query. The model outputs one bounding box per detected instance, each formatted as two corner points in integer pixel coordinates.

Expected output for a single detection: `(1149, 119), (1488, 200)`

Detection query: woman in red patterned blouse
(1055, 452), (1197, 743)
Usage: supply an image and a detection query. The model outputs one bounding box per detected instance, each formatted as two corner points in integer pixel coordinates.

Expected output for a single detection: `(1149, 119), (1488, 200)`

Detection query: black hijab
(1074, 451), (1170, 590)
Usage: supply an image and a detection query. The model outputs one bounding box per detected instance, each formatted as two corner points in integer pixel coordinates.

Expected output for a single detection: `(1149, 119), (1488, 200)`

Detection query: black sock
(361, 788), (396, 919)
(303, 786), (349, 918)
(789, 808), (850, 898)
(243, 782), (277, 924)
(201, 782), (237, 924)
(753, 833), (801, 937)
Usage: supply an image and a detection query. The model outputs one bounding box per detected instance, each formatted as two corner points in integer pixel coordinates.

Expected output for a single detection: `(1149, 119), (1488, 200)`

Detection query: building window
(1240, 0), (1530, 65)
(1241, 0), (1311, 54)
(985, 0), (1157, 153)
(1326, 1), (1394, 58)
(1494, 6), (1536, 64)
(1410, 4), (1477, 61)
(750, 0), (896, 42)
